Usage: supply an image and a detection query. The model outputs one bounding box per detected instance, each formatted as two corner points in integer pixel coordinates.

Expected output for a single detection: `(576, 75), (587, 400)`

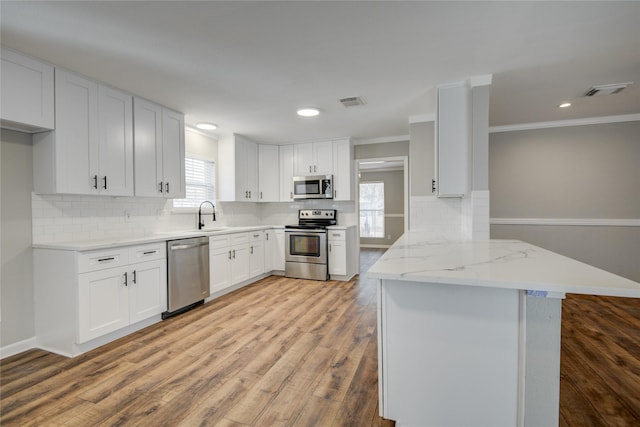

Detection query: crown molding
(489, 114), (640, 133)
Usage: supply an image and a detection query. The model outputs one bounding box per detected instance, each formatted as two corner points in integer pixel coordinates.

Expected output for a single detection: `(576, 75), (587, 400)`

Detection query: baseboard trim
(1, 336), (36, 359)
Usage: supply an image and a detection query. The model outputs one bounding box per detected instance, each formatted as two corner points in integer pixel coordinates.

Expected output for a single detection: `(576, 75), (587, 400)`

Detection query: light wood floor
(1, 249), (392, 426)
(2, 249), (639, 426)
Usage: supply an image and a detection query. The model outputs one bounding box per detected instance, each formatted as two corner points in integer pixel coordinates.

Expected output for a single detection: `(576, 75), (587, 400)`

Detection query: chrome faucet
(198, 201), (216, 230)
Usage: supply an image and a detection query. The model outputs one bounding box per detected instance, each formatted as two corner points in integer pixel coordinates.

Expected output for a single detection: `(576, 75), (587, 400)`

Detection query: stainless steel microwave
(292, 175), (333, 200)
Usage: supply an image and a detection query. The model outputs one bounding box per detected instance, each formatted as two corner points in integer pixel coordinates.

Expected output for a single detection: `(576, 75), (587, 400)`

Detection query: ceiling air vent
(584, 82), (633, 97)
(339, 96), (365, 107)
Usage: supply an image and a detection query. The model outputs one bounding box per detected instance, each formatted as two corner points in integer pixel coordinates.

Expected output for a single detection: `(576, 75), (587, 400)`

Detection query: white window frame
(172, 152), (216, 212)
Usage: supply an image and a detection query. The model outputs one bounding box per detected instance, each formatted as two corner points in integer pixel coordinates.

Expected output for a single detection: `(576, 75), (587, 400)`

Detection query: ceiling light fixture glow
(196, 122), (217, 130)
(558, 102), (571, 108)
(297, 108), (320, 117)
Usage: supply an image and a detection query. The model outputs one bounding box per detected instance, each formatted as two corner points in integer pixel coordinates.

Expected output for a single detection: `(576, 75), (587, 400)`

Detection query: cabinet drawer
(78, 248), (128, 273)
(230, 232), (249, 246)
(210, 234), (232, 249)
(249, 230), (264, 242)
(129, 243), (165, 263)
(328, 230), (346, 241)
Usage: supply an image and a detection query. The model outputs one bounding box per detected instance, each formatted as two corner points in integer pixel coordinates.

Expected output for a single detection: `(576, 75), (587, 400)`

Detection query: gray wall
(490, 121), (640, 282)
(1, 129), (35, 347)
(360, 170), (405, 246)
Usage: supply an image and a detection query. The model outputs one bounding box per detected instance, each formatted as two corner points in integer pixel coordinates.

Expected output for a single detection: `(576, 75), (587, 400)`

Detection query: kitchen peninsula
(368, 232), (640, 427)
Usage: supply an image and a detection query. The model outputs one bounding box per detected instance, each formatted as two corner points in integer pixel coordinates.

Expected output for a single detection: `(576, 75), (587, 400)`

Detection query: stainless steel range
(285, 209), (337, 281)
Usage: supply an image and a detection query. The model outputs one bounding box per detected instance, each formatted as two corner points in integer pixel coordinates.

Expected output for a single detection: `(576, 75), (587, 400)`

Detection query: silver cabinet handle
(123, 272), (128, 286)
(92, 175), (98, 189)
(165, 182), (170, 193)
(249, 190), (251, 198)
(266, 232), (269, 240)
(170, 243), (207, 251)
(232, 249), (236, 258)
(143, 250), (157, 255)
(250, 246), (254, 254)
(290, 192), (293, 199)
(260, 191), (263, 199)
(98, 257), (115, 262)
(309, 165), (312, 173)
(132, 270), (137, 284)
(102, 176), (108, 190)
(228, 250), (232, 260)
(329, 243), (332, 252)
(314, 165), (317, 173)
(159, 182), (164, 193)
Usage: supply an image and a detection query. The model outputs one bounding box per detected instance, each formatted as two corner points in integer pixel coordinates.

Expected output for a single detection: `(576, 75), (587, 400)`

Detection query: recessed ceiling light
(196, 122), (217, 130)
(297, 108), (320, 117)
(558, 102), (571, 108)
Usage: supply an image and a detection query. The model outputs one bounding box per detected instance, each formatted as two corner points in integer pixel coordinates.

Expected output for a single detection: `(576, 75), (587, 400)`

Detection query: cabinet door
(162, 108), (186, 198)
(234, 139), (249, 200)
(258, 145), (280, 202)
(0, 48), (54, 131)
(272, 229), (286, 271)
(279, 145), (294, 201)
(294, 143), (314, 175)
(54, 69), (99, 195)
(210, 246), (233, 293)
(129, 259), (167, 323)
(249, 240), (265, 278)
(332, 138), (352, 201)
(436, 84), (469, 197)
(98, 85), (134, 196)
(133, 98), (163, 197)
(78, 266), (129, 343)
(328, 240), (347, 275)
(246, 141), (258, 201)
(264, 230), (274, 272)
(313, 141), (334, 175)
(231, 244), (250, 284)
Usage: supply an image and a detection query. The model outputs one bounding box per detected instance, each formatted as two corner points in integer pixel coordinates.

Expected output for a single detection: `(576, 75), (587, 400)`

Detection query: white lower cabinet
(209, 232), (254, 294)
(328, 226), (358, 280)
(34, 242), (166, 357)
(265, 228), (285, 271)
(249, 231), (265, 278)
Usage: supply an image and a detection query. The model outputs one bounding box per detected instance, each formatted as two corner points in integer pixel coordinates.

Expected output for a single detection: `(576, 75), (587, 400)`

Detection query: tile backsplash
(31, 194), (359, 244)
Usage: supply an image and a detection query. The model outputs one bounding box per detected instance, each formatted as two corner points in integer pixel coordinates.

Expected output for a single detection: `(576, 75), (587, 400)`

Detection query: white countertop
(33, 225), (284, 251)
(367, 232), (640, 298)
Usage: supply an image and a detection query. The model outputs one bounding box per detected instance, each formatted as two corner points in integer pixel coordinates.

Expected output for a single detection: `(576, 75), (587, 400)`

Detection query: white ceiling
(1, 1), (639, 144)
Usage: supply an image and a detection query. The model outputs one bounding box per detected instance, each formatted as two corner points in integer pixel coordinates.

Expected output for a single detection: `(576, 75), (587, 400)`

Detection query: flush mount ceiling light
(558, 102), (572, 108)
(296, 108), (320, 117)
(196, 122), (217, 130)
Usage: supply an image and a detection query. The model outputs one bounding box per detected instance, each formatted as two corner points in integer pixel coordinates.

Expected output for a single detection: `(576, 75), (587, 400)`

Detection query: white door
(258, 145), (280, 202)
(313, 141), (334, 175)
(328, 240), (347, 275)
(133, 98), (163, 197)
(129, 259), (167, 323)
(210, 246), (233, 293)
(54, 69), (99, 195)
(249, 240), (265, 278)
(162, 108), (186, 198)
(279, 145), (294, 201)
(78, 266), (129, 343)
(231, 244), (251, 284)
(98, 85), (133, 196)
(294, 143), (314, 175)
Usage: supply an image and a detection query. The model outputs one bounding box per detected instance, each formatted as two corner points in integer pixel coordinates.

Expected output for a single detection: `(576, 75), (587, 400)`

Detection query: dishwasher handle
(169, 242), (208, 251)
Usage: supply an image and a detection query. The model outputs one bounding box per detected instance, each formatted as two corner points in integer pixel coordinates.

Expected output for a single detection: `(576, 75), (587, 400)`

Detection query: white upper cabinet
(279, 145), (294, 202)
(1, 48), (54, 132)
(332, 138), (353, 201)
(218, 134), (259, 202)
(258, 144), (280, 202)
(435, 83), (470, 197)
(133, 97), (185, 198)
(98, 85), (134, 196)
(294, 141), (333, 176)
(34, 68), (133, 196)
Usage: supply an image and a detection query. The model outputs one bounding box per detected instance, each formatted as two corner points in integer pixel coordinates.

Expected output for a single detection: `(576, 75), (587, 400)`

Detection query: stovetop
(285, 209), (337, 230)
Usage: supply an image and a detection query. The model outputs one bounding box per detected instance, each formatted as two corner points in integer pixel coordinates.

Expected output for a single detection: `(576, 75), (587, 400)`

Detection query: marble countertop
(367, 232), (640, 298)
(33, 225), (284, 251)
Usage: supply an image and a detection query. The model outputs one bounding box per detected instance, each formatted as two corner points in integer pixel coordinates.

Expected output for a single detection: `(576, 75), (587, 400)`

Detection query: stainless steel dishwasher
(163, 236), (210, 319)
